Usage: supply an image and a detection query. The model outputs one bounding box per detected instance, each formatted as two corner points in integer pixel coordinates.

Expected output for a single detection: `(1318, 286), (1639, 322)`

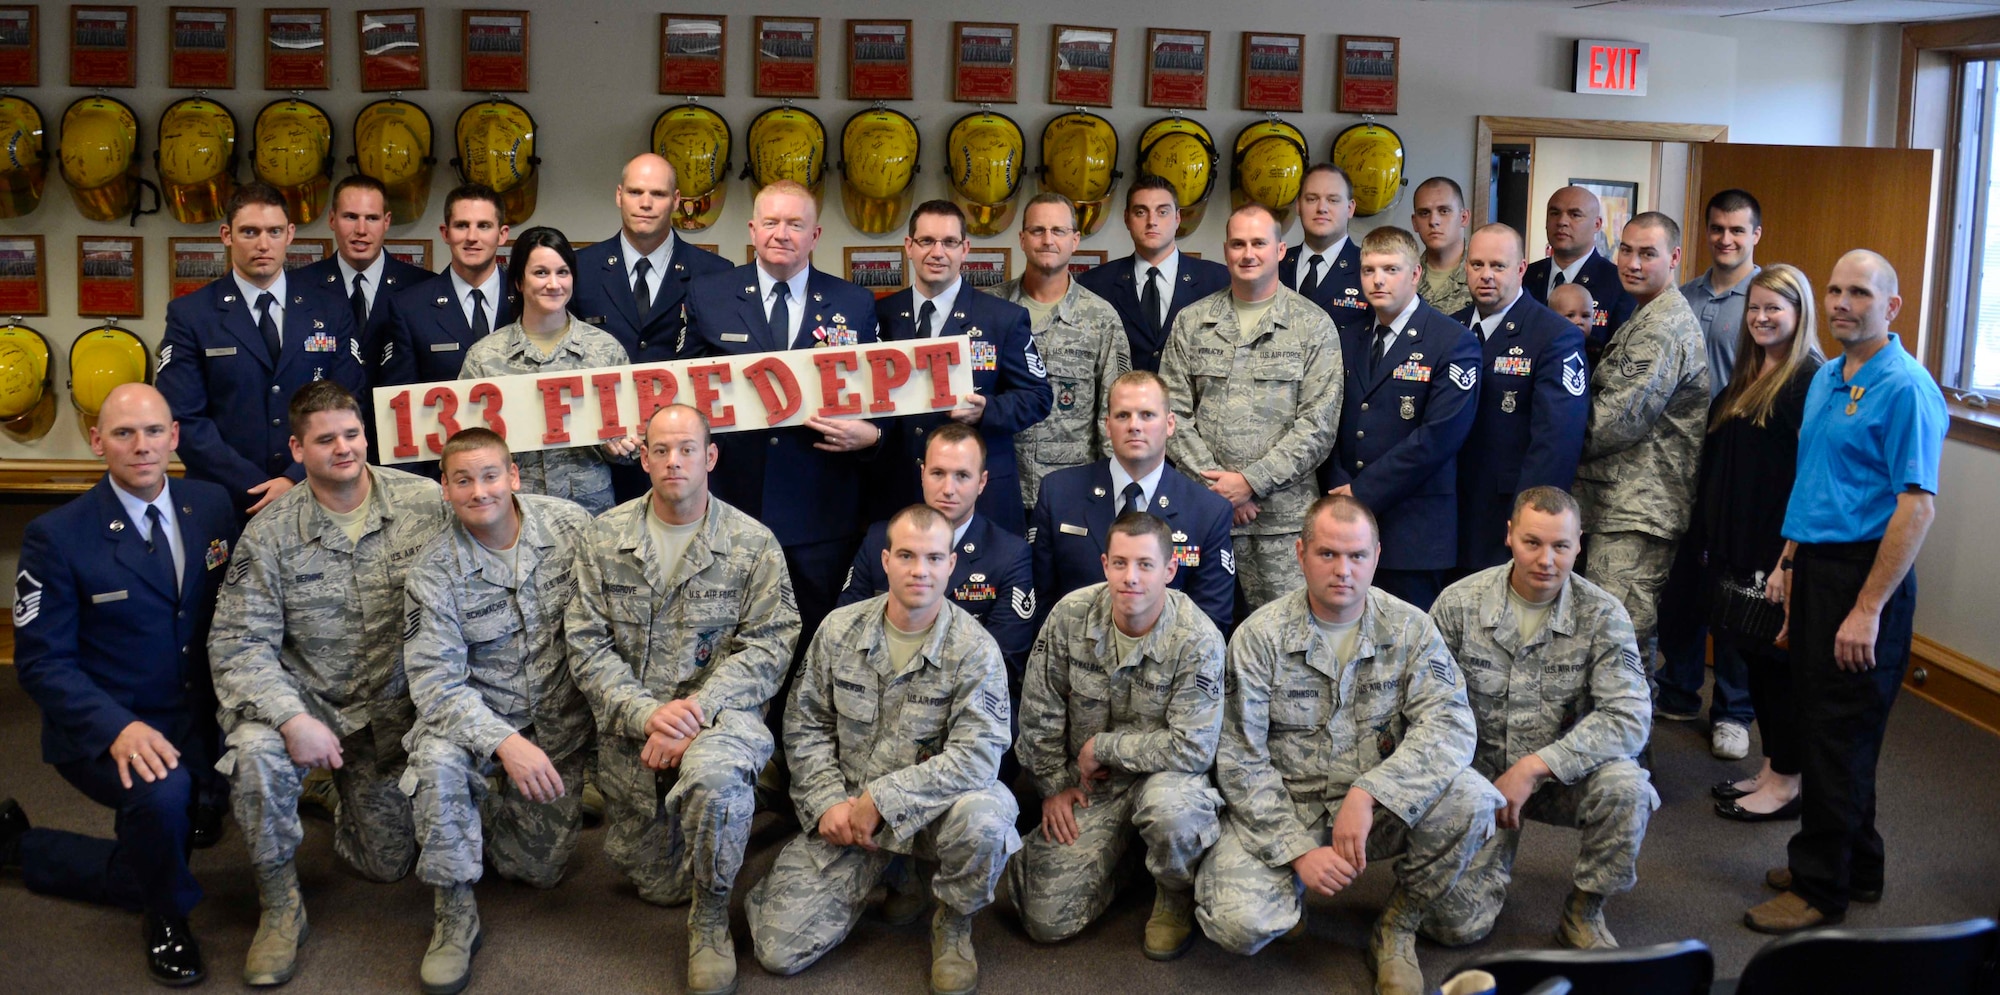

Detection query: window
(1947, 59), (2000, 398)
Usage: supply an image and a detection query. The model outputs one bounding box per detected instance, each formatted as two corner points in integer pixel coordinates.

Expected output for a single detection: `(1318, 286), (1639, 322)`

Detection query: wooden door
(1692, 143), (1939, 356)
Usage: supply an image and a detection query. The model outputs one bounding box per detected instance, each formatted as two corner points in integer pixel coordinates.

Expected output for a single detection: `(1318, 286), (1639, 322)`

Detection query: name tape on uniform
(372, 338), (974, 464)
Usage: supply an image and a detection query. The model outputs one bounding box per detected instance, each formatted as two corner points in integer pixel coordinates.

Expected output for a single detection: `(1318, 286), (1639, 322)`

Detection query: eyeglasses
(1022, 226), (1077, 239)
(911, 236), (967, 250)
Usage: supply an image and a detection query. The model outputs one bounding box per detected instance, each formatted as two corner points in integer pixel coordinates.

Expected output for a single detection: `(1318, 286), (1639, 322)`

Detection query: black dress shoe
(1710, 778), (1755, 802)
(1715, 796), (1802, 822)
(0, 797), (28, 868)
(189, 804), (224, 850)
(145, 912), (206, 987)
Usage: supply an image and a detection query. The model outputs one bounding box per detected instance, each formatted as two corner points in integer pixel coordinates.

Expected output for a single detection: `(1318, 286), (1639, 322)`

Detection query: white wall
(1917, 439), (2000, 667)
(1524, 138), (1657, 261)
(0, 0), (1902, 581)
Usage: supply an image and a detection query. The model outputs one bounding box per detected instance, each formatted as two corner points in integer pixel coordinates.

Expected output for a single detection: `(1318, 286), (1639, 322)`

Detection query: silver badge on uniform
(1501, 390), (1518, 413)
(1092, 486), (1106, 497)
(1399, 396), (1416, 420)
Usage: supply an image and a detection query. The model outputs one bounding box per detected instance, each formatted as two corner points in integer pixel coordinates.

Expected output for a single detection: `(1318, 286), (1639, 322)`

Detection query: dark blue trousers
(20, 733), (206, 919)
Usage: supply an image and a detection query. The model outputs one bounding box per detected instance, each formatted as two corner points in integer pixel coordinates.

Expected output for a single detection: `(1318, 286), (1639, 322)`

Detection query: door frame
(1472, 116), (1729, 281)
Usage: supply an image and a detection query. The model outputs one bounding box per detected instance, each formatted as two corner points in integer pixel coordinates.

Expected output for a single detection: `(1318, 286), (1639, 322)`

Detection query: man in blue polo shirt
(1744, 249), (1945, 935)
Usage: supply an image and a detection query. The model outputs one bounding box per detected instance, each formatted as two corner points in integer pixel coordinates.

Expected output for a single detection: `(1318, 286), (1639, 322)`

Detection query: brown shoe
(1745, 891), (1844, 934)
(1764, 868), (1881, 903)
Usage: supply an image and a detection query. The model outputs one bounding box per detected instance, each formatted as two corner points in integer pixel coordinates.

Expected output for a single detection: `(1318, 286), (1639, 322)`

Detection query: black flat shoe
(0, 797), (28, 867)
(189, 804), (225, 850)
(1711, 779), (1756, 802)
(145, 912), (206, 987)
(1715, 796), (1802, 822)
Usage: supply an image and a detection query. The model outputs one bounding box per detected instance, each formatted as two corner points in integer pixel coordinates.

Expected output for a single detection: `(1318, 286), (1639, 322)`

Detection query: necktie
(1141, 266), (1164, 342)
(256, 292), (281, 359)
(917, 300), (936, 339)
(1552, 270), (1568, 291)
(1301, 255), (1323, 298)
(144, 506), (179, 595)
(1371, 324), (1397, 375)
(770, 281), (792, 345)
(470, 289), (490, 338)
(350, 274), (368, 332)
(632, 258), (653, 323)
(1119, 481), (1143, 516)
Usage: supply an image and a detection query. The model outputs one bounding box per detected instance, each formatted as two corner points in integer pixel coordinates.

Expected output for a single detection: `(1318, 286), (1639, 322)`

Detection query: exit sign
(1574, 39), (1648, 96)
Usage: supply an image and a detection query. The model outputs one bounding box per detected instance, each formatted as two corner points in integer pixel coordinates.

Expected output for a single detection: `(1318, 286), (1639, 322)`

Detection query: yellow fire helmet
(59, 95), (147, 223)
(651, 103), (731, 232)
(1231, 118), (1308, 226)
(453, 98), (540, 224)
(251, 98), (333, 225)
(742, 105), (828, 210)
(0, 322), (54, 440)
(351, 98), (436, 223)
(1137, 116), (1218, 238)
(155, 97), (239, 226)
(1330, 121), (1408, 218)
(0, 95), (48, 220)
(1037, 110), (1118, 237)
(939, 109), (1020, 238)
(839, 106), (920, 236)
(67, 322), (149, 435)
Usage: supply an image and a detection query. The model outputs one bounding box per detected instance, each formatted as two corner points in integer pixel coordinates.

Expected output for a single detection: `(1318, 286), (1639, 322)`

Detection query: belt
(1797, 539), (1880, 562)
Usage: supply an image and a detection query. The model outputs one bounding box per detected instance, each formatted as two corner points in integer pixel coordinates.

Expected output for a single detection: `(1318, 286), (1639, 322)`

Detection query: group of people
(1, 148), (1947, 995)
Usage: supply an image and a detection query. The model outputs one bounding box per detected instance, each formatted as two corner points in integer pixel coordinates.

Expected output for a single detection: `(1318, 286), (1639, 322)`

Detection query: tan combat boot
(687, 890), (737, 995)
(881, 857), (931, 925)
(1370, 887), (1426, 995)
(1556, 888), (1618, 949)
(244, 861), (308, 986)
(1143, 885), (1196, 960)
(930, 907), (979, 995)
(419, 883), (482, 995)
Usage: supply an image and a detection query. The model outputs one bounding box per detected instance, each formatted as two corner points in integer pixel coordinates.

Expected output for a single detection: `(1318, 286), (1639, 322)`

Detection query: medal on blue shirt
(1846, 384), (1864, 416)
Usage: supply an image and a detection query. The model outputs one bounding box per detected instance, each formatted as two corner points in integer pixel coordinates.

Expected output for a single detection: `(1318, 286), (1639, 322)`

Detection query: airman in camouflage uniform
(748, 508), (1019, 995)
(1195, 496), (1498, 995)
(994, 194), (1133, 509)
(1009, 553), (1226, 958)
(1159, 207), (1342, 612)
(401, 430), (596, 992)
(1424, 488), (1654, 950)
(458, 316), (638, 516)
(208, 383), (449, 986)
(566, 405), (798, 995)
(1572, 215), (1709, 663)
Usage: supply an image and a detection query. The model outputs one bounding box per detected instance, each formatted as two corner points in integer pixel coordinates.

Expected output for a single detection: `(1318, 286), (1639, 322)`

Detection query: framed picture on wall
(286, 238), (331, 271)
(845, 246), (906, 298)
(77, 235), (142, 318)
(1336, 34), (1398, 115)
(1570, 177), (1637, 255)
(0, 235), (47, 315)
(659, 14), (725, 96)
(1144, 28), (1208, 110)
(962, 247), (1011, 289)
(358, 8), (426, 91)
(0, 7), (39, 87)
(264, 8), (329, 89)
(461, 9), (528, 92)
(952, 22), (1016, 103)
(70, 5), (138, 87)
(753, 15), (818, 99)
(847, 19), (911, 101)
(1049, 25), (1114, 108)
(168, 6), (234, 89)
(168, 237), (227, 299)
(385, 239), (431, 271)
(692, 242), (718, 255)
(1240, 31), (1303, 113)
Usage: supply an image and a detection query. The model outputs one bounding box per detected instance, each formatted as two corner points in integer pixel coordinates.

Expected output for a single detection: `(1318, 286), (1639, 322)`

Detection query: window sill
(1947, 394), (2000, 451)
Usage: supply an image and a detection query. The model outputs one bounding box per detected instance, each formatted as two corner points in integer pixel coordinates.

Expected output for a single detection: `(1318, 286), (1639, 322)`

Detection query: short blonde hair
(1360, 226), (1423, 268)
(752, 179), (818, 223)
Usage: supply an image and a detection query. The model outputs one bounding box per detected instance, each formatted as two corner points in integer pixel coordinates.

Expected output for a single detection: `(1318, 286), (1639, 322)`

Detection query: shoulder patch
(1219, 548), (1236, 576)
(13, 569), (43, 626)
(1429, 657), (1454, 684)
(1618, 357), (1652, 379)
(1447, 363), (1477, 390)
(1024, 346), (1048, 379)
(1621, 646), (1645, 678)
(1025, 526), (1037, 545)
(350, 335), (363, 363)
(842, 566), (855, 591)
(977, 687), (1008, 720)
(156, 344), (173, 374)
(1012, 587), (1037, 620)
(1563, 350), (1587, 396)
(1194, 672), (1221, 699)
(404, 605), (421, 641)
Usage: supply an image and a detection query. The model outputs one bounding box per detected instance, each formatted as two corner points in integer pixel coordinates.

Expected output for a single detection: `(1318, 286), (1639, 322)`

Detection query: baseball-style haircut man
(1510, 484), (1581, 523)
(440, 426), (511, 469)
(1107, 510), (1174, 559)
(1302, 492), (1380, 545)
(286, 380), (362, 436)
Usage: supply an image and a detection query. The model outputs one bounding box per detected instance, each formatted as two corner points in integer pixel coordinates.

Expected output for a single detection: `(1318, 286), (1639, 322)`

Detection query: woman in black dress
(1699, 263), (1825, 821)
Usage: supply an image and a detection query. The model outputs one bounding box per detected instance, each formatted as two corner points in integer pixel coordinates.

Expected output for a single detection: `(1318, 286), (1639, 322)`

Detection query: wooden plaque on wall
(358, 8), (426, 91)
(753, 15), (818, 99)
(659, 14), (725, 96)
(0, 6), (39, 87)
(168, 6), (234, 89)
(77, 235), (142, 318)
(1049, 25), (1114, 108)
(264, 8), (330, 89)
(70, 5), (137, 88)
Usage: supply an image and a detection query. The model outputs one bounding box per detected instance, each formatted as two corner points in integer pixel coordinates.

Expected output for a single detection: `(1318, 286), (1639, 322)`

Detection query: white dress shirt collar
(108, 477), (184, 585)
(912, 278), (964, 333)
(1108, 459), (1167, 513)
(335, 252), (388, 313)
(449, 266), (504, 328)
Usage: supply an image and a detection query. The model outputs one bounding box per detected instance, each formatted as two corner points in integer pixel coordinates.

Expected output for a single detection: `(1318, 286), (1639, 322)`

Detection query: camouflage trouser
(598, 707), (769, 905)
(1007, 771), (1223, 942)
(219, 718), (416, 881)
(401, 732), (587, 889)
(1583, 531), (1676, 663)
(1236, 532), (1304, 612)
(517, 449), (616, 517)
(1194, 769), (1500, 956)
(1420, 759), (1657, 946)
(747, 785), (1021, 976)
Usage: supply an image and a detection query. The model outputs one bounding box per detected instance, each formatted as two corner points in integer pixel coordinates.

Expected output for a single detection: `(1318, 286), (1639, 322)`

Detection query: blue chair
(1452, 939), (1713, 995)
(1730, 918), (1998, 995)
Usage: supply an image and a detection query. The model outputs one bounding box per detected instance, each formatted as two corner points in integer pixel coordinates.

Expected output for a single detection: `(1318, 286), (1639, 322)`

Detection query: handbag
(1706, 568), (1785, 645)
